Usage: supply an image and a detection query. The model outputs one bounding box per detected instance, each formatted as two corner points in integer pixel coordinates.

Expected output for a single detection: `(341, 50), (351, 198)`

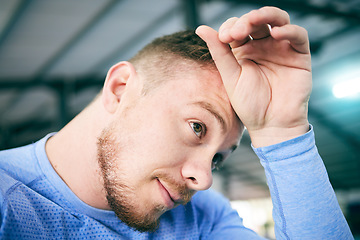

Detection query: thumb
(195, 25), (241, 96)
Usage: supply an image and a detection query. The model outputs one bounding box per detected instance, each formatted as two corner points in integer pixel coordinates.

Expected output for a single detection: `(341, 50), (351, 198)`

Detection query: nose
(181, 155), (213, 191)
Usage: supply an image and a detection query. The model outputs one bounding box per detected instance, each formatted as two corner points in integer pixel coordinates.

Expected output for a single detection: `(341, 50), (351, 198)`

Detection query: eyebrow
(191, 101), (227, 132)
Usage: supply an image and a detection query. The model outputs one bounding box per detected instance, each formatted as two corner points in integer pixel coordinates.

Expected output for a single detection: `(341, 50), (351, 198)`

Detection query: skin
(196, 6), (312, 147)
(46, 61), (242, 231)
(45, 6), (312, 232)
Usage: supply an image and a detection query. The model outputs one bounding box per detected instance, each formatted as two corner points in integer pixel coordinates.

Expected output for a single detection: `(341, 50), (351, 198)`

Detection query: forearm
(253, 126), (353, 240)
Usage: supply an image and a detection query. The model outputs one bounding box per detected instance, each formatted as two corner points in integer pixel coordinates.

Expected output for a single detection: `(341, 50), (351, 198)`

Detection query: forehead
(173, 67), (229, 108)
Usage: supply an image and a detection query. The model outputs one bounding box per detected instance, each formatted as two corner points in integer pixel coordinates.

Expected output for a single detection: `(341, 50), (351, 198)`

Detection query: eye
(212, 153), (225, 170)
(189, 121), (206, 138)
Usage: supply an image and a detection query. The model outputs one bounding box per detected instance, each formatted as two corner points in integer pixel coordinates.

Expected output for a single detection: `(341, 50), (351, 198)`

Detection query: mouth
(156, 178), (182, 209)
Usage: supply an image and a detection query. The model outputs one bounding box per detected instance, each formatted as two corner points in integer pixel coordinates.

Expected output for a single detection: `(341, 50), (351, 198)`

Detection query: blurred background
(0, 0), (359, 238)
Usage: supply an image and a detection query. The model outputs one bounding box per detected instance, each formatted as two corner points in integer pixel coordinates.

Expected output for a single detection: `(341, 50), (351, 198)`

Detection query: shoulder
(0, 170), (21, 207)
(0, 135), (51, 184)
(166, 189), (241, 227)
(0, 143), (36, 172)
(161, 189), (235, 223)
(185, 189), (246, 236)
(0, 145), (37, 184)
(0, 143), (34, 160)
(191, 189), (236, 219)
(0, 169), (19, 189)
(157, 189), (241, 238)
(192, 189), (230, 207)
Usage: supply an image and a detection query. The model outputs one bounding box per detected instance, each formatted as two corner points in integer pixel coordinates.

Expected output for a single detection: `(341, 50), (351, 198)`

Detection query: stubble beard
(97, 124), (166, 232)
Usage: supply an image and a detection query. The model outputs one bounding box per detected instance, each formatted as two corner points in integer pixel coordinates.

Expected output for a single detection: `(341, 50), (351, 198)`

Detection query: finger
(228, 7), (290, 41)
(219, 17), (238, 43)
(221, 15), (253, 44)
(229, 37), (251, 49)
(195, 25), (241, 94)
(247, 7), (290, 28)
(271, 24), (310, 54)
(219, 17), (256, 47)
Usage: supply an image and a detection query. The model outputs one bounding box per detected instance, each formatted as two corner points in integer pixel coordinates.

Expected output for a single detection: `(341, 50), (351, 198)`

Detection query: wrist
(249, 123), (310, 148)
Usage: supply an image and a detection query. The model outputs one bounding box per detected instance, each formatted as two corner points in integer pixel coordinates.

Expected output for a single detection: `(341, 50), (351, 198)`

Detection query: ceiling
(0, 0), (359, 201)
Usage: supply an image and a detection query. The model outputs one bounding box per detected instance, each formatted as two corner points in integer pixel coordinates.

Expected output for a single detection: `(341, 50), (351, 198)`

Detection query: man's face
(97, 66), (242, 232)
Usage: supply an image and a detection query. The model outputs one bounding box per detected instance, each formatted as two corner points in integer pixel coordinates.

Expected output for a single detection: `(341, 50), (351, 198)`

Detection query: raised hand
(196, 7), (312, 147)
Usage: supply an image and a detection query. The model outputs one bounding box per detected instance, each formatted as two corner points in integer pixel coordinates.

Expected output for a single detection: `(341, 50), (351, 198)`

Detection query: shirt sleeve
(252, 125), (354, 240)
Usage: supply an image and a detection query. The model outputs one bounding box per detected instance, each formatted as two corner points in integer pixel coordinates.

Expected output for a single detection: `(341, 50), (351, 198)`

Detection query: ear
(102, 61), (137, 114)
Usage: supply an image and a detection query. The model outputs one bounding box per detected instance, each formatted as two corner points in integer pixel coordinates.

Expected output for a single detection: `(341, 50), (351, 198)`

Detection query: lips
(156, 178), (182, 208)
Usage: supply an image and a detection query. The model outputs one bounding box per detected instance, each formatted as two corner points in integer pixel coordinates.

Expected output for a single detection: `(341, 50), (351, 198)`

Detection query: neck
(45, 98), (111, 210)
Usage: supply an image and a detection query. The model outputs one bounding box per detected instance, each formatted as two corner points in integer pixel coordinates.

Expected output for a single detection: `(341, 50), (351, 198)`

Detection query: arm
(253, 126), (353, 239)
(196, 6), (353, 239)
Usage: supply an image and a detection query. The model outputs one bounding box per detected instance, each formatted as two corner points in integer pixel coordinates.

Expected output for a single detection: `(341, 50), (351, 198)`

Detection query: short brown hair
(129, 30), (216, 94)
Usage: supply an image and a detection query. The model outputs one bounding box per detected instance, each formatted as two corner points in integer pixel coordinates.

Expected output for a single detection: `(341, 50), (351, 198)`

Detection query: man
(0, 6), (354, 239)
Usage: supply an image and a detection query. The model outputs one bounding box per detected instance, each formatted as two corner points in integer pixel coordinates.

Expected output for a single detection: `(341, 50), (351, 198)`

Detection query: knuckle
(221, 17), (238, 30)
(228, 16), (238, 21)
(296, 25), (309, 37)
(260, 6), (279, 12)
(282, 9), (291, 21)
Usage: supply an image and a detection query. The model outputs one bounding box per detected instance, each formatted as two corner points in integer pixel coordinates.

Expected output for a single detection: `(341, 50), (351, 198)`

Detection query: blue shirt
(0, 128), (354, 239)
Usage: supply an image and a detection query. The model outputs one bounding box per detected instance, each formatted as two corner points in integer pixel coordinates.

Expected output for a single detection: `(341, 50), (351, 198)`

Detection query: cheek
(140, 117), (189, 169)
(140, 122), (184, 166)
(121, 101), (188, 169)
